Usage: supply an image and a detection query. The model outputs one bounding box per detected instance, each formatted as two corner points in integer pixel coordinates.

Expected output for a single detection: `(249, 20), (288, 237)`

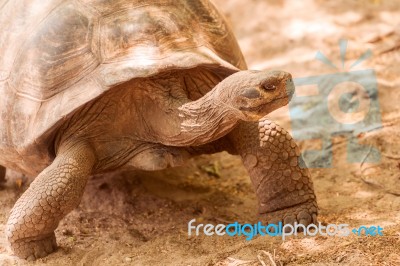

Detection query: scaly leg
(6, 141), (96, 260)
(228, 119), (318, 226)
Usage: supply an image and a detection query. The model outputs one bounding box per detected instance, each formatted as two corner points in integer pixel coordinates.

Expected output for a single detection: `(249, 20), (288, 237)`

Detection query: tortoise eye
(263, 84), (276, 90)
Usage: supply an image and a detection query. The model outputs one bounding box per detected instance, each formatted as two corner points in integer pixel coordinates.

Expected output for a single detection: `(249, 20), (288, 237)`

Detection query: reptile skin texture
(229, 118), (318, 226)
(6, 143), (96, 260)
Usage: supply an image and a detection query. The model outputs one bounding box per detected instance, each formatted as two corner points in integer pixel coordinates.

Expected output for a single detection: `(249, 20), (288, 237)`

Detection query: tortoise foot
(264, 200), (318, 229)
(9, 233), (57, 261)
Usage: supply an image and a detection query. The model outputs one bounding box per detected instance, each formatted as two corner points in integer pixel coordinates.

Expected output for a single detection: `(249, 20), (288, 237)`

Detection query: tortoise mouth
(238, 95), (289, 112)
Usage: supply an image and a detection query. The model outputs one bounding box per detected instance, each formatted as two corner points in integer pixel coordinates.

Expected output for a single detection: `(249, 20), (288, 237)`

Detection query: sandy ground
(1, 0), (400, 265)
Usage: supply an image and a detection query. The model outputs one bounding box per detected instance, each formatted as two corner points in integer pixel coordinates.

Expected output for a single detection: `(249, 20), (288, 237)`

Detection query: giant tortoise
(0, 0), (318, 260)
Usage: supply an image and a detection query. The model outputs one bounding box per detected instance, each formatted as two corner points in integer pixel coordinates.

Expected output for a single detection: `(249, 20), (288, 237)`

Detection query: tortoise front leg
(228, 119), (318, 226)
(6, 141), (96, 260)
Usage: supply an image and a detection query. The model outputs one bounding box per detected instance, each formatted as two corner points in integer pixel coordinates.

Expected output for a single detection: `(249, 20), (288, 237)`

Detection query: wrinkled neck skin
(170, 91), (243, 146)
(134, 70), (251, 147)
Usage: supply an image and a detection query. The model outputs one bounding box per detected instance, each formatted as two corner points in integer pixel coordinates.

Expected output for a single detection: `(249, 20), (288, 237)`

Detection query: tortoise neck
(164, 91), (240, 146)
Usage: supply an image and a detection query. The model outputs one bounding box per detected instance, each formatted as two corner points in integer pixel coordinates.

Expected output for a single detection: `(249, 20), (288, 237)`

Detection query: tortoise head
(217, 70), (295, 121)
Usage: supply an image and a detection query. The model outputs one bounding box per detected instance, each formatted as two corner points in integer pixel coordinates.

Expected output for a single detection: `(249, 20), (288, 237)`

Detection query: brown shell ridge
(96, 47), (239, 87)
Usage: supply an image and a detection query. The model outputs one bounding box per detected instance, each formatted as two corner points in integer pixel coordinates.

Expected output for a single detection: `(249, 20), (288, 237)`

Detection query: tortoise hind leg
(6, 141), (96, 260)
(0, 165), (5, 184)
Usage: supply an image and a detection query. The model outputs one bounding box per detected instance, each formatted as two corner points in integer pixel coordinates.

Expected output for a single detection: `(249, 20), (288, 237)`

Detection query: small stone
(259, 127), (266, 133)
(279, 136), (286, 143)
(125, 257), (132, 262)
(62, 229), (73, 236)
(271, 130), (277, 136)
(286, 133), (292, 140)
(282, 151), (289, 160)
(276, 125), (282, 132)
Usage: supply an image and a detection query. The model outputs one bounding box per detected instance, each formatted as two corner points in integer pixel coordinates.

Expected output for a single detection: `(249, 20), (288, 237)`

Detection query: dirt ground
(1, 0), (400, 265)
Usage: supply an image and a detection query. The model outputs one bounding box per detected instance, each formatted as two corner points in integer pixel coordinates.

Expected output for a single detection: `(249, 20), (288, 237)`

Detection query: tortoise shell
(0, 0), (246, 175)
